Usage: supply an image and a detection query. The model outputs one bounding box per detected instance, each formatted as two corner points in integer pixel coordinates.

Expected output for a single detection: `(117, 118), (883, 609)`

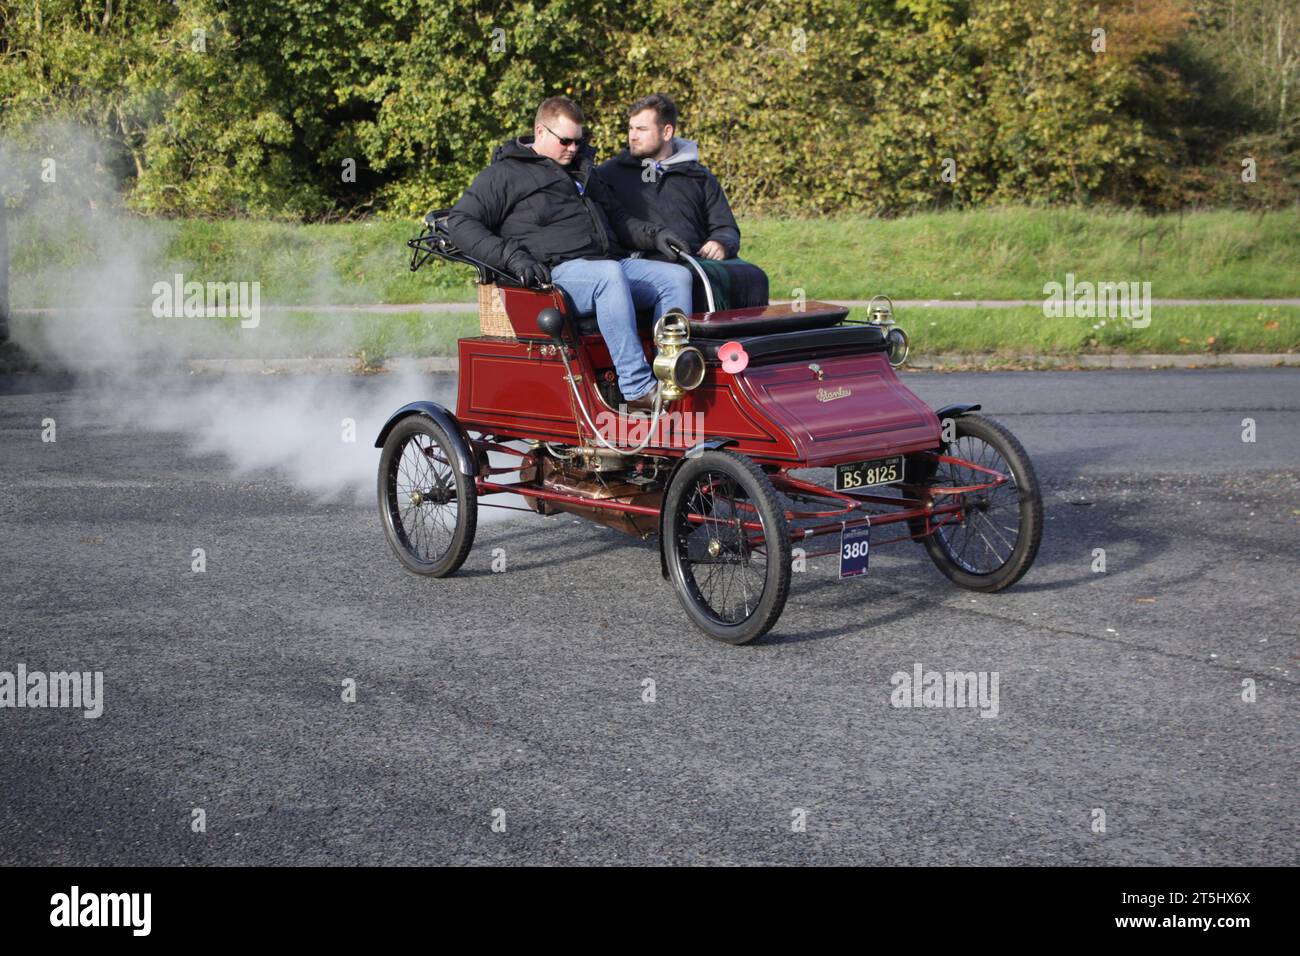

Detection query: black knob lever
(535, 307), (565, 344)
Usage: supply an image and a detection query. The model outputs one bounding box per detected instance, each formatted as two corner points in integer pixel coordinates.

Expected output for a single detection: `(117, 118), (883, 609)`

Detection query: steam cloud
(3, 124), (526, 512)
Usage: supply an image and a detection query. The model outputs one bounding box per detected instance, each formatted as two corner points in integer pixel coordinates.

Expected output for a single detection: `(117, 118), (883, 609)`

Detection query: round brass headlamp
(652, 310), (705, 401)
(669, 348), (706, 390)
(886, 327), (909, 368)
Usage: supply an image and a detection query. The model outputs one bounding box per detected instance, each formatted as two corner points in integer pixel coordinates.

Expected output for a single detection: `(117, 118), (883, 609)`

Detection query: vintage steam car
(375, 212), (1043, 644)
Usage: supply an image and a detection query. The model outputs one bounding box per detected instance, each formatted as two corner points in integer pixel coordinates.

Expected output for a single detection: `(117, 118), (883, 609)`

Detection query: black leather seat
(687, 303), (847, 337)
(560, 260), (774, 333)
(693, 325), (888, 365)
(561, 287), (657, 336)
(569, 298), (849, 339)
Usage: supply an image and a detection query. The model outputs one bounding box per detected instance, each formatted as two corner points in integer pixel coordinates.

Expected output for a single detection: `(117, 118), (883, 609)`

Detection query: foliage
(1, 0), (1295, 218)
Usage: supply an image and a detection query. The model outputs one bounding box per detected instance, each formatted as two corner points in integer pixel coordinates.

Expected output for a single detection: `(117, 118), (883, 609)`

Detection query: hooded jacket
(444, 136), (663, 277)
(595, 139), (740, 259)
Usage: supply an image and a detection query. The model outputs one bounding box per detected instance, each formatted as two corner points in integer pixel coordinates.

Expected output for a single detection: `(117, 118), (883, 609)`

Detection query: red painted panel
(453, 335), (939, 468)
(500, 286), (566, 338)
(456, 337), (579, 441)
(736, 353), (940, 466)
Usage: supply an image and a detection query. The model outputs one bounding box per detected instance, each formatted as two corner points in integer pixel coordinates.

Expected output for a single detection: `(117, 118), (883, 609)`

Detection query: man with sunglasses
(446, 96), (690, 411)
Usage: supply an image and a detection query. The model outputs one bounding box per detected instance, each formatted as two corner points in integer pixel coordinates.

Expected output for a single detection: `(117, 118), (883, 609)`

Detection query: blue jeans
(551, 257), (693, 400)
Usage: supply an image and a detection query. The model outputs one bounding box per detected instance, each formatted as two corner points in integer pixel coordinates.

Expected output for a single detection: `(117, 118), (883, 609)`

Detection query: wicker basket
(476, 282), (516, 338)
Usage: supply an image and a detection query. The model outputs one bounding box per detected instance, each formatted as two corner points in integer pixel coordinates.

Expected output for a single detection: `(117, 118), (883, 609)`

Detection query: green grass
(10, 216), (473, 308)
(9, 206), (1299, 308)
(6, 206), (1297, 363)
(339, 304), (1300, 357)
(748, 207), (1300, 301)
(865, 305), (1300, 356)
(6, 310), (478, 362)
(7, 305), (1293, 364)
(375, 304), (1297, 357)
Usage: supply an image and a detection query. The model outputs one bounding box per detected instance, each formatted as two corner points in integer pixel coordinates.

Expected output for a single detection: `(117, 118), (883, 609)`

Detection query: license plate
(835, 455), (903, 491)
(839, 521), (871, 578)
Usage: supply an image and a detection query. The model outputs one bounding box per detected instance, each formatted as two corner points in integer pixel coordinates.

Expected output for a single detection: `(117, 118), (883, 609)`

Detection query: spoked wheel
(662, 450), (791, 645)
(377, 417), (477, 576)
(921, 414), (1042, 591)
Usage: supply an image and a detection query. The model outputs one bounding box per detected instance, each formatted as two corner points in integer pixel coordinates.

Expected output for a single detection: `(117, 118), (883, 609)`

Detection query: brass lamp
(866, 294), (909, 368)
(651, 310), (706, 401)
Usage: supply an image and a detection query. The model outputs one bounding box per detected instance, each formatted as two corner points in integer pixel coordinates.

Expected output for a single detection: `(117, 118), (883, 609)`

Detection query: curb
(184, 357), (460, 375)
(828, 298), (1300, 309)
(174, 352), (1298, 375)
(905, 352), (1300, 370)
(12, 297), (1300, 316)
(4, 352), (1294, 377)
(11, 304), (479, 316)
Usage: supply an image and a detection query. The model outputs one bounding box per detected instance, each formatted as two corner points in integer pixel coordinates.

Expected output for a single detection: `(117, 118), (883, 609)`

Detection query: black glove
(654, 229), (688, 260)
(521, 260), (551, 288)
(508, 252), (551, 288)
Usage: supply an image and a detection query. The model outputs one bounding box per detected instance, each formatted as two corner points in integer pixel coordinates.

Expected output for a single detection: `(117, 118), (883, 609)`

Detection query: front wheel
(662, 450), (792, 645)
(377, 416), (477, 576)
(920, 414), (1042, 592)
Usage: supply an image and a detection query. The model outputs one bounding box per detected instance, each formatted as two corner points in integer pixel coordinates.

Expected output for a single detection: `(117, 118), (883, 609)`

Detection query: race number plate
(839, 521), (871, 578)
(835, 455), (904, 492)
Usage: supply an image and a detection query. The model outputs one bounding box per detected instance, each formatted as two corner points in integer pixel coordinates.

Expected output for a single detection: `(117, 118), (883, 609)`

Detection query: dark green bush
(1, 0), (1295, 219)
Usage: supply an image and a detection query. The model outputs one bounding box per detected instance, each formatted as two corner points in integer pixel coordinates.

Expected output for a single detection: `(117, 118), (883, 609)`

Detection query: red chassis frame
(447, 284), (1008, 555)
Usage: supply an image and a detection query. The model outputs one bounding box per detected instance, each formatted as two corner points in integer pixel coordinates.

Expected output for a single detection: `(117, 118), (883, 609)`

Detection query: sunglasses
(542, 123), (583, 147)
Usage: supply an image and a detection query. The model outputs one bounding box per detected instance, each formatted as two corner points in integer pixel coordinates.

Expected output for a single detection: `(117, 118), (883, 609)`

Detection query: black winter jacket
(595, 140), (740, 258)
(445, 136), (663, 277)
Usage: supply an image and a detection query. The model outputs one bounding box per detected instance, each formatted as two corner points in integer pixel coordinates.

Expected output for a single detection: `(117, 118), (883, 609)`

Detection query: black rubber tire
(920, 414), (1042, 592)
(662, 450), (792, 645)
(378, 416), (477, 577)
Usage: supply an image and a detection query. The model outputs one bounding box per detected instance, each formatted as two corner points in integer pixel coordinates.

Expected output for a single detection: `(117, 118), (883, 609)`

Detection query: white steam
(88, 370), (459, 504)
(3, 124), (528, 514)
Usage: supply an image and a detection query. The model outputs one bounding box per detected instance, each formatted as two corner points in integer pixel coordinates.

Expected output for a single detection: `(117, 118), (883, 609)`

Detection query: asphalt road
(0, 368), (1296, 865)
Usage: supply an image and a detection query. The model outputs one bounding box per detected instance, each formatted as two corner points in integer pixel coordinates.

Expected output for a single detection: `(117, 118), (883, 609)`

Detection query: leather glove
(654, 229), (688, 260)
(521, 260), (551, 288)
(508, 252), (551, 288)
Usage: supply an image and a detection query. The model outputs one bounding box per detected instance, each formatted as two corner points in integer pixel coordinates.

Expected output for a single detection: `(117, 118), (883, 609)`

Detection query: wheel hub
(410, 488), (451, 506)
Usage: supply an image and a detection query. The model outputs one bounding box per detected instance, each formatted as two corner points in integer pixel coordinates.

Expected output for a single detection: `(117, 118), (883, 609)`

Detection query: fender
(373, 401), (477, 476)
(907, 404), (983, 536)
(657, 437), (739, 579)
(935, 402), (981, 419)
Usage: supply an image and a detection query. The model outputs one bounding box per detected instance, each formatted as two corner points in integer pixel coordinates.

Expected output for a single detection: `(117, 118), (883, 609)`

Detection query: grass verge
(9, 207), (1299, 308)
(9, 306), (1292, 364)
(859, 304), (1300, 356)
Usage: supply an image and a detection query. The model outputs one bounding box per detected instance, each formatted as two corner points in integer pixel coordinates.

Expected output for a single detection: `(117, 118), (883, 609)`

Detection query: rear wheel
(378, 416), (477, 576)
(920, 414), (1041, 591)
(662, 450), (791, 645)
